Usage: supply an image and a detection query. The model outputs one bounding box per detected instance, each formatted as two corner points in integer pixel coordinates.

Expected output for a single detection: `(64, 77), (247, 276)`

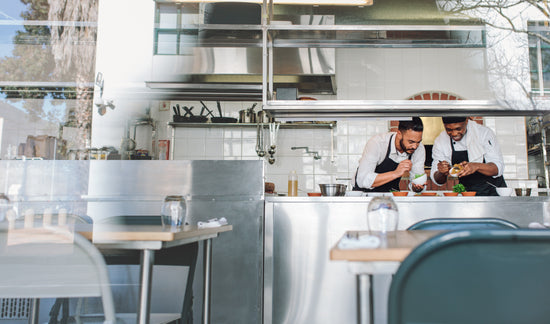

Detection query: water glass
(367, 196), (398, 234)
(161, 195), (187, 229)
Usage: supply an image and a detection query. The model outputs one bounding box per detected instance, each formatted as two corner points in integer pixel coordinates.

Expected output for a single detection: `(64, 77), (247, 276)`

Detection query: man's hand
(437, 160), (451, 176)
(394, 160), (412, 177)
(411, 183), (425, 193)
(457, 161), (478, 177)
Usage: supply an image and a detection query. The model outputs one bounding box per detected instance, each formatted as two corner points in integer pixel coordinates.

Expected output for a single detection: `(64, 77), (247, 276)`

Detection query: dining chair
(0, 224), (116, 324)
(407, 217), (519, 230)
(388, 229), (550, 324)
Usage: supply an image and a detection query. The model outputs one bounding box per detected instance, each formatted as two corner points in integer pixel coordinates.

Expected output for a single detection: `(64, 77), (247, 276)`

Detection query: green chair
(388, 229), (550, 324)
(407, 217), (519, 230)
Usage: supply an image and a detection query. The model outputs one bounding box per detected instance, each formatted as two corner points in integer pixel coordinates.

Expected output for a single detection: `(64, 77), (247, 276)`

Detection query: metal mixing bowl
(319, 184), (346, 196)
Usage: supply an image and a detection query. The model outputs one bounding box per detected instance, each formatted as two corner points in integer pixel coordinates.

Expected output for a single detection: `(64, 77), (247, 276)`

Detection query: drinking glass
(367, 196), (398, 234)
(161, 195), (187, 229)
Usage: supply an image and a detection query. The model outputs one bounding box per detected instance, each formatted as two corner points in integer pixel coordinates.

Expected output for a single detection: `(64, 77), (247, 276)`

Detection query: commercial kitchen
(1, 0), (550, 323)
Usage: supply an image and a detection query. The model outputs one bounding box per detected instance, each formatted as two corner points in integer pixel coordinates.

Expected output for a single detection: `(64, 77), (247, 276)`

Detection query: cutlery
(486, 181), (498, 188)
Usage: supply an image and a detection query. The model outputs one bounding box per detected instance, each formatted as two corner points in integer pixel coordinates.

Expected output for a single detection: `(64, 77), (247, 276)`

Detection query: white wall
(91, 0), (156, 149)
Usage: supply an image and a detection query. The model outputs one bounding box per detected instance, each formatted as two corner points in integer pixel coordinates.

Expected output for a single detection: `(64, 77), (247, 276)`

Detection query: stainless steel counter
(264, 196), (549, 324)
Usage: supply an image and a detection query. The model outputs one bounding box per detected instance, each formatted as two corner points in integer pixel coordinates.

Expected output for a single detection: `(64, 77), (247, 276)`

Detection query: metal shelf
(263, 100), (547, 119)
(168, 122), (336, 129)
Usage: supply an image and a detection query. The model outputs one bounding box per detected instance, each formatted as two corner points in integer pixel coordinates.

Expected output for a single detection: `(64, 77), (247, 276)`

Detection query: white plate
(345, 191), (365, 197)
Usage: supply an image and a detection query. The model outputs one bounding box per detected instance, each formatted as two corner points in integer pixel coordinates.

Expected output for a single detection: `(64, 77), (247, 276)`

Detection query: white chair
(0, 224), (116, 324)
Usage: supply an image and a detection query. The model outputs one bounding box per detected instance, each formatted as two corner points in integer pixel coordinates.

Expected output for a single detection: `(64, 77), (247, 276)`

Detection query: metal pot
(239, 109), (257, 123)
(257, 111), (275, 123)
(319, 184), (346, 196)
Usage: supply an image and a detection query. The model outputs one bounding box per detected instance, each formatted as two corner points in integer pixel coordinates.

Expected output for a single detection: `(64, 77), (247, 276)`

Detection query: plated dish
(449, 164), (462, 177)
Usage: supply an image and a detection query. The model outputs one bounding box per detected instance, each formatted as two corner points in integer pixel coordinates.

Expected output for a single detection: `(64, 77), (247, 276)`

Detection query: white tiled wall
(167, 48), (530, 194)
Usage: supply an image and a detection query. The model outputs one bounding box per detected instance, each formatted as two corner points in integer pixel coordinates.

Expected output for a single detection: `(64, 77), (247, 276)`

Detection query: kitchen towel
(338, 234), (381, 249)
(198, 217), (228, 229)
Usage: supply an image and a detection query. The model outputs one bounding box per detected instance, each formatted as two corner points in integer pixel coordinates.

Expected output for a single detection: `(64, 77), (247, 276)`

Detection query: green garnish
(389, 189), (399, 192)
(453, 183), (466, 193)
(414, 173), (425, 179)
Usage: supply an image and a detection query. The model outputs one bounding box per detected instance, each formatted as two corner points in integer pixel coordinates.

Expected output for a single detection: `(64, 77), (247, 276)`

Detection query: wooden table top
(330, 230), (442, 262)
(89, 224), (233, 242)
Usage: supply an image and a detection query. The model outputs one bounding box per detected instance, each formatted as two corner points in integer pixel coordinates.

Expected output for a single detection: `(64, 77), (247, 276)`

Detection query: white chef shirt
(354, 132), (426, 189)
(430, 121), (504, 185)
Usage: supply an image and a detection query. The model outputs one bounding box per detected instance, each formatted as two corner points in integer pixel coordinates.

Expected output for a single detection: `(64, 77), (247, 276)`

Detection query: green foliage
(453, 183), (466, 193)
(0, 0), (95, 124)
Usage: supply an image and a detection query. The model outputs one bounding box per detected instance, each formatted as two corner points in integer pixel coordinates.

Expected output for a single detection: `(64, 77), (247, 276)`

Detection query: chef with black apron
(353, 117), (426, 192)
(430, 117), (506, 196)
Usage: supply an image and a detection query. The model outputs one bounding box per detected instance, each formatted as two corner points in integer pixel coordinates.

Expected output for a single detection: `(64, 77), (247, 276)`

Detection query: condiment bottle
(288, 170), (298, 197)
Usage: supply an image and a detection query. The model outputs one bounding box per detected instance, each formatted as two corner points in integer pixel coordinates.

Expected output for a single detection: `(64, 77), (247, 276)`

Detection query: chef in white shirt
(430, 117), (506, 196)
(353, 117), (426, 192)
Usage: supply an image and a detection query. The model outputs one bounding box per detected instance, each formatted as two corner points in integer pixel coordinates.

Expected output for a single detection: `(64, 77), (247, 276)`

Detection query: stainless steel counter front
(264, 196), (549, 324)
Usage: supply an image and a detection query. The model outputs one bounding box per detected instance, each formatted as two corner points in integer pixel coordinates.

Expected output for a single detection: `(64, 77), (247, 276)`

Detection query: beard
(400, 138), (415, 154)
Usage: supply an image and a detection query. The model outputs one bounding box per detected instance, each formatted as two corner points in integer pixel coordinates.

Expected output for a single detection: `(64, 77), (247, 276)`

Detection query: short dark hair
(398, 117), (423, 132)
(442, 117), (467, 124)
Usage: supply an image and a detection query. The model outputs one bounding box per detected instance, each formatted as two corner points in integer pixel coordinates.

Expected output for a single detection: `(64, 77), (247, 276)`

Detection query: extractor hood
(146, 45), (336, 101)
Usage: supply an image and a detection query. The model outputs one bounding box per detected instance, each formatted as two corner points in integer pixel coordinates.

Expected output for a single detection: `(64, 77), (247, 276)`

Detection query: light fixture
(175, 0), (373, 6)
(94, 72), (116, 116)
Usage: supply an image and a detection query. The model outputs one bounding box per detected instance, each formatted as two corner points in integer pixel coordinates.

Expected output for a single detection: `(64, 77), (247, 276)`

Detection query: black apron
(451, 137), (506, 196)
(353, 134), (409, 192)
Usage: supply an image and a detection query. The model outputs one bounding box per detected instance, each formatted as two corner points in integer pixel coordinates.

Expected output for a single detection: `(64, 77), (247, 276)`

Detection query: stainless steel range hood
(146, 46), (336, 101)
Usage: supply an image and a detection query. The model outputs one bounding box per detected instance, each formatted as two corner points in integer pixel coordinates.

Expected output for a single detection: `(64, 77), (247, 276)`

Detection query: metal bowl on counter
(319, 184), (346, 196)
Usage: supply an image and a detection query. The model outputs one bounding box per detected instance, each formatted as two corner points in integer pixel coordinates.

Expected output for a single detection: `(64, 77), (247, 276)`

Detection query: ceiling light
(176, 0), (373, 6)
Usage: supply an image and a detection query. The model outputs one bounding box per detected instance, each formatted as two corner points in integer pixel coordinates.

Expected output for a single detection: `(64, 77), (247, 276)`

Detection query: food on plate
(449, 164), (462, 176)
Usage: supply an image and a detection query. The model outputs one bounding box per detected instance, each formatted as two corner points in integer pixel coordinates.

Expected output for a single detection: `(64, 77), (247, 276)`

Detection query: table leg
(138, 249), (155, 324)
(356, 274), (373, 324)
(202, 238), (212, 324)
(29, 298), (39, 324)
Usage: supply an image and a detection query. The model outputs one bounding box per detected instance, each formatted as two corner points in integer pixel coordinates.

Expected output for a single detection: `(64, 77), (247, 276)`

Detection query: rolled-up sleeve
(355, 135), (384, 189)
(481, 128), (505, 177)
(430, 133), (452, 185)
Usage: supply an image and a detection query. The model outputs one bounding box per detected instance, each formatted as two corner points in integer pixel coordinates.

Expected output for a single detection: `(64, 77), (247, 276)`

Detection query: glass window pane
(158, 4), (178, 29)
(157, 33), (178, 55)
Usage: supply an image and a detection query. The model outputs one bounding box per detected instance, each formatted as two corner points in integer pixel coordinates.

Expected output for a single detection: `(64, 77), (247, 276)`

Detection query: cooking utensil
(211, 101), (237, 123)
(182, 106), (194, 117)
(319, 184), (346, 196)
(199, 101), (214, 117)
(216, 101), (223, 117)
(256, 123), (266, 157)
(486, 181), (498, 188)
(173, 105), (186, 122)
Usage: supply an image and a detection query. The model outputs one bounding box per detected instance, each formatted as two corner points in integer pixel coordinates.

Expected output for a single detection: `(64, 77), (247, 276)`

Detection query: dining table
(88, 223), (233, 324)
(330, 230), (442, 324)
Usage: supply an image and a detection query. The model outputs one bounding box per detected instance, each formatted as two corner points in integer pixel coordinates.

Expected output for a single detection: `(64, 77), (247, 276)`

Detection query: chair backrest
(388, 229), (550, 324)
(407, 217), (519, 230)
(0, 225), (116, 324)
